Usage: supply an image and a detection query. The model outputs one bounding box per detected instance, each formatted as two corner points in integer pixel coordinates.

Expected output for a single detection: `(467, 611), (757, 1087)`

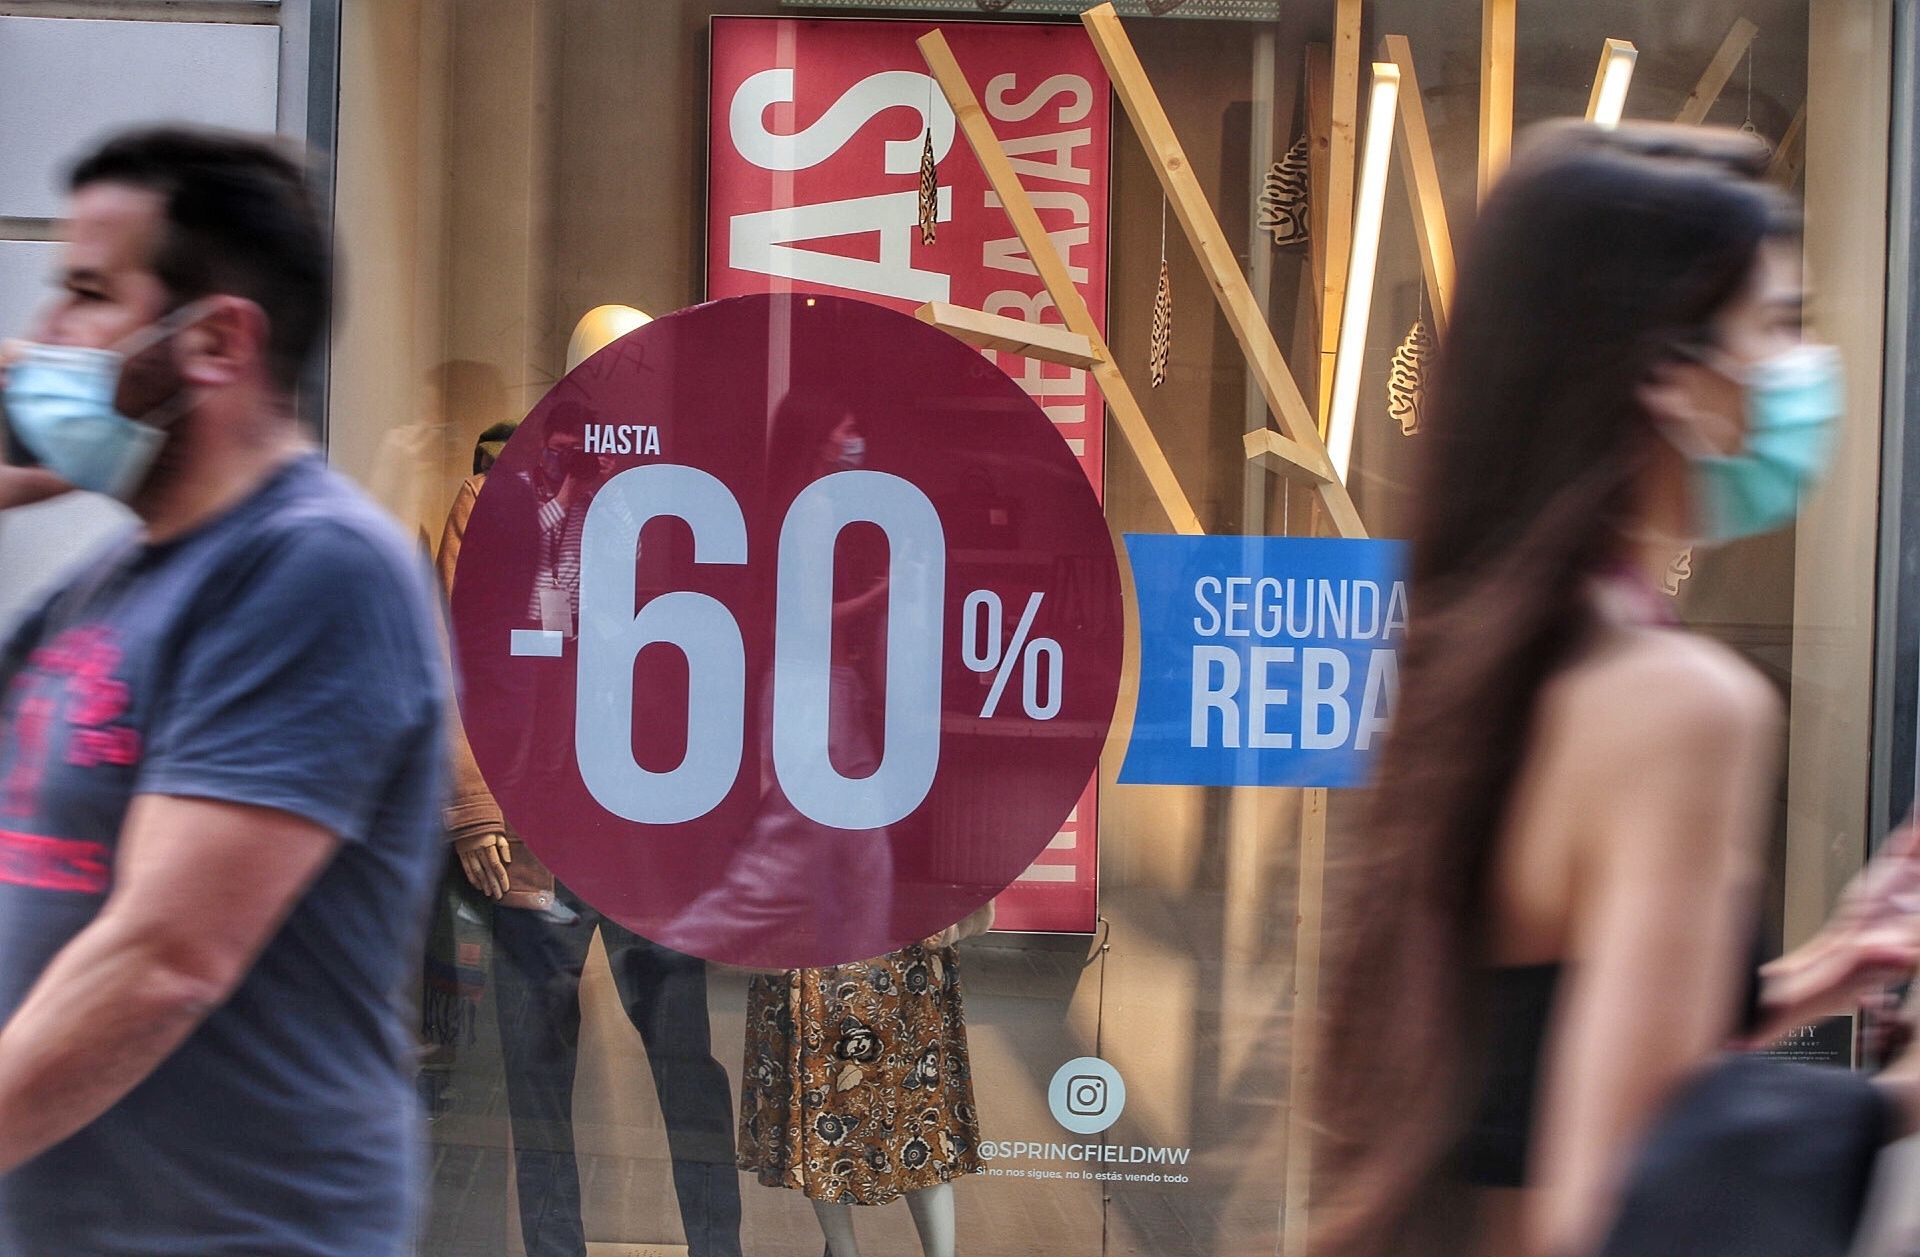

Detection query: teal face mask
(1682, 343), (1844, 543)
(1, 305), (203, 501)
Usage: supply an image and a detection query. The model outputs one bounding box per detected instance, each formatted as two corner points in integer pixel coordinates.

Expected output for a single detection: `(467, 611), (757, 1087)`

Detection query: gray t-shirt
(0, 455), (447, 1256)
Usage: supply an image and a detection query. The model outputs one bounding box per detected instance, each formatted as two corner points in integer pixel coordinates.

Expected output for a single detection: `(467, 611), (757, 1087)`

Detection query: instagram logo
(1049, 1057), (1126, 1134)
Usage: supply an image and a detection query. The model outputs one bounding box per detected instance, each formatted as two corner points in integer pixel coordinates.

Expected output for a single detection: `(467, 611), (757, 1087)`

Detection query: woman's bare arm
(1527, 637), (1779, 1257)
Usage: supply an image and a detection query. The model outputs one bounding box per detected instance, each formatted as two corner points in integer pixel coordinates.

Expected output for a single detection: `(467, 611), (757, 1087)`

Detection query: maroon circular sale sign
(450, 294), (1123, 969)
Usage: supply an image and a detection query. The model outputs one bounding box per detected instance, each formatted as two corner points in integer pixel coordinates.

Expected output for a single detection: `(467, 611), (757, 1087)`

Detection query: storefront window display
(329, 2), (1895, 1253)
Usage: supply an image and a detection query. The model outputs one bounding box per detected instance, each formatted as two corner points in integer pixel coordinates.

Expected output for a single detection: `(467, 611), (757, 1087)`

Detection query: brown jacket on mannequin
(437, 473), (556, 911)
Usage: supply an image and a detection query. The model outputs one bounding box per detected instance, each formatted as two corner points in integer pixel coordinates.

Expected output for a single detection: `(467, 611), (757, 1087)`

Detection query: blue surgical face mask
(1, 305), (204, 501)
(1673, 342), (1844, 543)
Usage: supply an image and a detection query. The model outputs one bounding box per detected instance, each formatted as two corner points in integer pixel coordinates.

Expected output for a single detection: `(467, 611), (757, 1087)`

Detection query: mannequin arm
(923, 900), (997, 950)
(0, 794), (337, 1172)
(454, 830), (511, 899)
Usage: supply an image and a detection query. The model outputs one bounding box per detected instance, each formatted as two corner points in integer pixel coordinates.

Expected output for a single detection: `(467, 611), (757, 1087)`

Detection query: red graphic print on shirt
(0, 625), (141, 819)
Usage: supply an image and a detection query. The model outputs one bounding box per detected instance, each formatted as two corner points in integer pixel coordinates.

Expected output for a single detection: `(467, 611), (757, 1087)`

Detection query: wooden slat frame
(1381, 35), (1454, 334)
(1769, 103), (1808, 186)
(1478, 0), (1516, 202)
(1244, 429), (1334, 485)
(1676, 17), (1761, 125)
(1073, 12), (1364, 1257)
(917, 29), (1203, 537)
(1281, 788), (1329, 1257)
(1078, 3), (1365, 539)
(914, 302), (1101, 368)
(1318, 0), (1364, 425)
(1305, 42), (1335, 432)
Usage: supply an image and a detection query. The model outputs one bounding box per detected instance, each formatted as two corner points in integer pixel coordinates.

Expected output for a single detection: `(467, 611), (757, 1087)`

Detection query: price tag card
(449, 294), (1123, 968)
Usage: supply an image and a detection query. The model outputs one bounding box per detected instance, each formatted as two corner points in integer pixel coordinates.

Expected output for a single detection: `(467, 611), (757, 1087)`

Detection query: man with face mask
(0, 128), (447, 1256)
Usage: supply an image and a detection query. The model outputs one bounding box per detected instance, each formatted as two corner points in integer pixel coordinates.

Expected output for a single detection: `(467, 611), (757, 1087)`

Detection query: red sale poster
(708, 16), (1109, 933)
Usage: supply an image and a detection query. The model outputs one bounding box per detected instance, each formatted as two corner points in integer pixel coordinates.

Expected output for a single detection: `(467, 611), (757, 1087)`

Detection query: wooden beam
(1675, 17), (1760, 126)
(914, 302), (1101, 368)
(1243, 429), (1334, 485)
(1478, 0), (1516, 203)
(1305, 44), (1335, 336)
(1319, 0), (1363, 427)
(1381, 35), (1454, 335)
(1280, 787), (1330, 1257)
(1768, 103), (1807, 187)
(917, 29), (1204, 537)
(1079, 3), (1365, 537)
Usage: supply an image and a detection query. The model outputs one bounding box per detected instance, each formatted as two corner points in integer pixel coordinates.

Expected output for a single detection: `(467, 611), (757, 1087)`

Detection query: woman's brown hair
(1311, 123), (1798, 1256)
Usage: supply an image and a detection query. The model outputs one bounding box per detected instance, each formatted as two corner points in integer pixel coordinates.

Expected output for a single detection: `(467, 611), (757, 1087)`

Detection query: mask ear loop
(1641, 330), (1731, 461)
(106, 295), (219, 360)
(109, 296), (220, 431)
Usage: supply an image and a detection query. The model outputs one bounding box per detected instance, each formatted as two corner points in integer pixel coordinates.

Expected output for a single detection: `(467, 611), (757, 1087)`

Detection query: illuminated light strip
(1018, 864), (1080, 883)
(1586, 39), (1639, 129)
(1326, 62), (1401, 486)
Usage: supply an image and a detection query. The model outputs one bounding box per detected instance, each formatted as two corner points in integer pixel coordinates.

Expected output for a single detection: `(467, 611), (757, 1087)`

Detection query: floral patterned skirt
(737, 944), (984, 1205)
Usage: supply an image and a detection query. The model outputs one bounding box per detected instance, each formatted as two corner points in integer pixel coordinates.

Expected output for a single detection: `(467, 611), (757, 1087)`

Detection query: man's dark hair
(70, 126), (330, 394)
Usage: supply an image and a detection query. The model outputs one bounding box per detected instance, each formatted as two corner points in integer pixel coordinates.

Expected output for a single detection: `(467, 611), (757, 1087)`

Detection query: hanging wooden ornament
(1662, 548), (1694, 597)
(1150, 199), (1172, 388)
(1259, 135), (1312, 249)
(917, 128), (938, 246)
(1387, 305), (1436, 435)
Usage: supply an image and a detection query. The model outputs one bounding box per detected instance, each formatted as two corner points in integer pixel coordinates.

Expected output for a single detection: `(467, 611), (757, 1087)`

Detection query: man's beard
(115, 339), (194, 513)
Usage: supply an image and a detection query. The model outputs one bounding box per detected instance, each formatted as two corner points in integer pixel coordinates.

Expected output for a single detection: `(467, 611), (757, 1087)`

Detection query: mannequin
(738, 907), (994, 1257)
(813, 1183), (955, 1257)
(438, 305), (744, 1257)
(566, 303), (651, 371)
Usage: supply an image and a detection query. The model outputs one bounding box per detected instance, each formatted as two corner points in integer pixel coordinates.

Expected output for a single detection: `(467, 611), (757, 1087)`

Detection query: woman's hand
(1745, 817), (1920, 1046)
(1872, 990), (1920, 1138)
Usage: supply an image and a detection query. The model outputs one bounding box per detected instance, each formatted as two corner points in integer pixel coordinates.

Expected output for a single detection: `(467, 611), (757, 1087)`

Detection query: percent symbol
(961, 590), (1064, 720)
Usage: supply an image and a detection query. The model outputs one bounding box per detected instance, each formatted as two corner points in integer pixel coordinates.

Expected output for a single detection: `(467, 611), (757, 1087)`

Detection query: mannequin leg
(905, 1182), (956, 1257)
(605, 924), (743, 1257)
(492, 885), (600, 1257)
(812, 1200), (862, 1257)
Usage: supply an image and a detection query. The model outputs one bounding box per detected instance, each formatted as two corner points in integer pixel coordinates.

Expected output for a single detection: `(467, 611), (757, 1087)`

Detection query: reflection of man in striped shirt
(524, 419), (591, 628)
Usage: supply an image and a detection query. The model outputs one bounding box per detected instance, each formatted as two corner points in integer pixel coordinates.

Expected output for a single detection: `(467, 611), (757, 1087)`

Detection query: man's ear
(176, 296), (269, 389)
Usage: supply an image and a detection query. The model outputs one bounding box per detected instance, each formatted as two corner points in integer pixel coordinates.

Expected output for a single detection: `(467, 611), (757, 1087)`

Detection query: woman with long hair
(1311, 121), (1897, 1257)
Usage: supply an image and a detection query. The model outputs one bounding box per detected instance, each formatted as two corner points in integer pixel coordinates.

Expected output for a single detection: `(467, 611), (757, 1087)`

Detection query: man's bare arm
(0, 794), (338, 1171)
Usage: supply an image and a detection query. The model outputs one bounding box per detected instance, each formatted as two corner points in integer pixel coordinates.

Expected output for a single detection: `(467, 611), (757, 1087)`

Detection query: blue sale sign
(1119, 535), (1408, 788)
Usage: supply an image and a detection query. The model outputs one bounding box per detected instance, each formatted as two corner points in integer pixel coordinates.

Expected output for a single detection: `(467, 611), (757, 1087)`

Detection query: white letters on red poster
(709, 17), (1111, 932)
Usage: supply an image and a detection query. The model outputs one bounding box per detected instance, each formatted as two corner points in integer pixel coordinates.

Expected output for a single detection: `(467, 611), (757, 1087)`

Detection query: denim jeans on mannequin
(492, 882), (744, 1257)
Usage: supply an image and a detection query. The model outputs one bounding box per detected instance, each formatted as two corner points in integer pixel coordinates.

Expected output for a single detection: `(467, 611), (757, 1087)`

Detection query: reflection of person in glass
(721, 394), (988, 1257)
(438, 400), (743, 1257)
(667, 394), (895, 960)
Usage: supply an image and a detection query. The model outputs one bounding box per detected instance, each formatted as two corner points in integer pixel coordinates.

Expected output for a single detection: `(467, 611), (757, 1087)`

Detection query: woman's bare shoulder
(1543, 626), (1780, 748)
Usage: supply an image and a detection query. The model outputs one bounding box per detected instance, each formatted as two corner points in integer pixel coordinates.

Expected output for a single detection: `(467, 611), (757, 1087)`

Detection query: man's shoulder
(240, 460), (436, 603)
